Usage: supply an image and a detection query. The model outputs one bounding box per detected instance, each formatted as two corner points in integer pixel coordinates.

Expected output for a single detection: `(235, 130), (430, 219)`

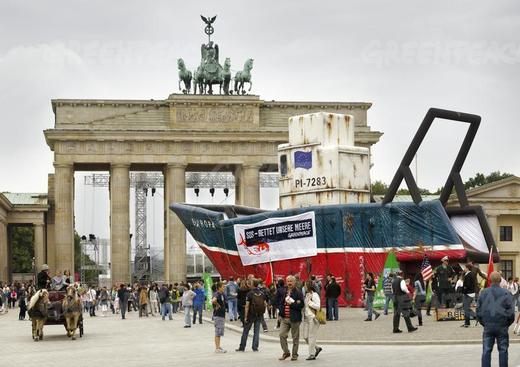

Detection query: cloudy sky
(1, 1), (519, 244)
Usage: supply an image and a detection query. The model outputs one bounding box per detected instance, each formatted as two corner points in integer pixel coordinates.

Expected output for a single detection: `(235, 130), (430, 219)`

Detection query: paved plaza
(252, 308), (520, 344)
(2, 308), (520, 367)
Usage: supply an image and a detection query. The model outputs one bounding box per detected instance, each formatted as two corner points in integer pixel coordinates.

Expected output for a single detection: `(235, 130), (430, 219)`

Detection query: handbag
(314, 308), (327, 325)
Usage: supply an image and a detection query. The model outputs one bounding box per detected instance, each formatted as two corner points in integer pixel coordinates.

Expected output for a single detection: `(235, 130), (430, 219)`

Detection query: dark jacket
(158, 286), (169, 303)
(117, 288), (129, 308)
(277, 287), (304, 322)
(237, 287), (249, 308)
(435, 265), (455, 289)
(37, 271), (51, 290)
(476, 285), (515, 328)
(275, 286), (287, 309)
(325, 282), (341, 299)
(392, 276), (411, 311)
(462, 271), (477, 295)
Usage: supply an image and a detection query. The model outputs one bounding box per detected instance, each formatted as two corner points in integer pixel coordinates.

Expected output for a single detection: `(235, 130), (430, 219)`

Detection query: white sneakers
(215, 348), (227, 353)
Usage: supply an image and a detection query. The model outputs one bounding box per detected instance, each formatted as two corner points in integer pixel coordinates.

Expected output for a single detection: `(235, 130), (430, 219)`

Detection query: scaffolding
(84, 171), (280, 281)
(79, 235), (100, 285)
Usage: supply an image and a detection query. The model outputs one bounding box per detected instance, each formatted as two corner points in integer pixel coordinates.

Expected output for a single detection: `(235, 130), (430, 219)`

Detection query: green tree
(396, 187), (432, 195)
(371, 180), (433, 196)
(371, 180), (389, 195)
(464, 171), (514, 190)
(11, 226), (34, 273)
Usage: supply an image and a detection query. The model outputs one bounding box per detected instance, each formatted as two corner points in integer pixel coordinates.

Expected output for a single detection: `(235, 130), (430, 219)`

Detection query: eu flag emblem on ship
(294, 151), (312, 169)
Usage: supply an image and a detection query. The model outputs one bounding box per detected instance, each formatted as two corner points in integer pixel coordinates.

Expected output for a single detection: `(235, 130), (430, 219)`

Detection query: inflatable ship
(170, 108), (498, 306)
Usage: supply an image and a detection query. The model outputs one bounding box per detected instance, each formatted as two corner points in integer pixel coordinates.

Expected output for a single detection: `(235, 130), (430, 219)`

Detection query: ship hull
(197, 240), (465, 306)
(171, 200), (489, 307)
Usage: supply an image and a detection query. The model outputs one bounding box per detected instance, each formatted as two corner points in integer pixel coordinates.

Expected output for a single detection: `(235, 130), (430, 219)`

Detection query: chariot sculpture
(177, 15), (253, 95)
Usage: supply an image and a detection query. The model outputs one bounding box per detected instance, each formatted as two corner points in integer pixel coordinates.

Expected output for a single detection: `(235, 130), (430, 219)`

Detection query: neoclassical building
(0, 192), (48, 282)
(40, 94), (382, 285)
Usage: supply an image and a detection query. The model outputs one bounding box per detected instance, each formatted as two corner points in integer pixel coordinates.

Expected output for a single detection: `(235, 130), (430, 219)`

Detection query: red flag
(265, 262), (273, 287)
(486, 248), (494, 287)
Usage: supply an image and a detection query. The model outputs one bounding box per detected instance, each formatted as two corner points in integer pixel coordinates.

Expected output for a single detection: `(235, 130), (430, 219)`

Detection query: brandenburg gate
(43, 95), (381, 284)
(42, 16), (381, 285)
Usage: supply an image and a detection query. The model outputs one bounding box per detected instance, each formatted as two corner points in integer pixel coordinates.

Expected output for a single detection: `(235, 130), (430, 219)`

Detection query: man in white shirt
(87, 286), (97, 317)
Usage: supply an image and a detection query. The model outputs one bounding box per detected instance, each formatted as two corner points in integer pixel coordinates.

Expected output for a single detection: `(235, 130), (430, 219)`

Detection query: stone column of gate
(34, 222), (45, 272)
(0, 218), (8, 282)
(110, 163), (131, 285)
(54, 163), (74, 274)
(242, 164), (261, 208)
(233, 165), (242, 205)
(165, 163), (186, 283)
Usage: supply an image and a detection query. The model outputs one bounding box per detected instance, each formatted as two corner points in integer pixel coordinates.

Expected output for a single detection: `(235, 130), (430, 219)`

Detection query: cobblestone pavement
(1, 309), (520, 367)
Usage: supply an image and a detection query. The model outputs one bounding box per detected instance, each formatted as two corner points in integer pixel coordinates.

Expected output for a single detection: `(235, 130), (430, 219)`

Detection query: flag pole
(486, 246), (494, 287)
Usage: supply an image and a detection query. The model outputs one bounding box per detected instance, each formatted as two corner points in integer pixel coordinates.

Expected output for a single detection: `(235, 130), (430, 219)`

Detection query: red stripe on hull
(200, 247), (467, 307)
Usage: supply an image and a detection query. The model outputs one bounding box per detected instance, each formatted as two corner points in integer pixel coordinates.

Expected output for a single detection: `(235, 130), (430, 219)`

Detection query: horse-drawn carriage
(28, 287), (84, 341)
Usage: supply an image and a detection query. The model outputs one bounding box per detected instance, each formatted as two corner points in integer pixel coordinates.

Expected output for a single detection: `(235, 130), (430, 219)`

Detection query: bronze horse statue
(193, 64), (205, 95)
(234, 59), (254, 95)
(220, 58), (231, 95)
(62, 286), (82, 340)
(28, 289), (49, 341)
(177, 58), (192, 94)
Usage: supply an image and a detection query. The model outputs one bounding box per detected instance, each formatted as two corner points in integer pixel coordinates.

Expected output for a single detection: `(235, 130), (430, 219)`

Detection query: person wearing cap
(391, 270), (417, 333)
(37, 264), (51, 290)
(435, 256), (455, 308)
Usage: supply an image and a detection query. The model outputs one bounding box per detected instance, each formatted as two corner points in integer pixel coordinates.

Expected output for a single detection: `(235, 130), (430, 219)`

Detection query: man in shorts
(212, 281), (227, 353)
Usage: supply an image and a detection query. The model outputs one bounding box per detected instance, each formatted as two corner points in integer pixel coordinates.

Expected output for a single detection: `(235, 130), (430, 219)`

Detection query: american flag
(421, 255), (433, 281)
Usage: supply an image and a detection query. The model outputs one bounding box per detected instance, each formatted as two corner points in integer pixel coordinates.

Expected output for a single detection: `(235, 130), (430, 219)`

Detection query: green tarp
(202, 272), (213, 311)
(373, 252), (400, 309)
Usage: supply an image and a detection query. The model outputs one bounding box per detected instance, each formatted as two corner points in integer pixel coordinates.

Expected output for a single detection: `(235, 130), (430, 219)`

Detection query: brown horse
(62, 286), (82, 340)
(28, 289), (49, 341)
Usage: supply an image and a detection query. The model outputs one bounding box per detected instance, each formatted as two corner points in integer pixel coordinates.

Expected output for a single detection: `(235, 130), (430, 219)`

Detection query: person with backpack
(236, 278), (266, 352)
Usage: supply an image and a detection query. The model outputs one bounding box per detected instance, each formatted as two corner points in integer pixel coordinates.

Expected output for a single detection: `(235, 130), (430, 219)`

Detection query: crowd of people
(2, 259), (519, 364)
(374, 257), (520, 330)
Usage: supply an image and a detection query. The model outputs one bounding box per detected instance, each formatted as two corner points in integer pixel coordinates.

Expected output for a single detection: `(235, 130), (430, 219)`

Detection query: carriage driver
(37, 264), (52, 290)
